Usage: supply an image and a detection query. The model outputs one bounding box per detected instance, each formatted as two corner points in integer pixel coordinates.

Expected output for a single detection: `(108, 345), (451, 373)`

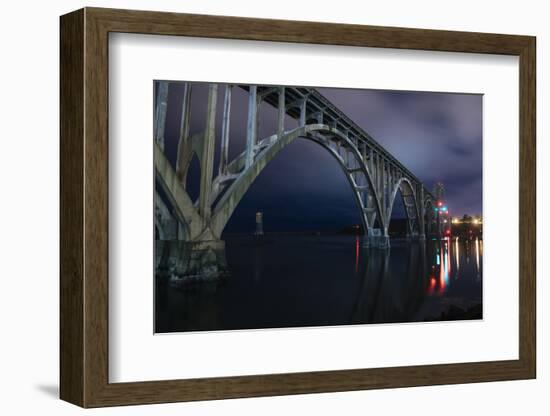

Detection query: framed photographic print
(60, 7), (536, 408)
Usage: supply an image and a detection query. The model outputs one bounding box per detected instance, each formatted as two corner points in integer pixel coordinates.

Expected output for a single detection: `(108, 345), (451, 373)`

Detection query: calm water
(155, 235), (482, 333)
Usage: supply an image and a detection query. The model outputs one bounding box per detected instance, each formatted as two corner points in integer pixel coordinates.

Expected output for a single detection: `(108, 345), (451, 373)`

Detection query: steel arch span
(153, 82), (437, 280)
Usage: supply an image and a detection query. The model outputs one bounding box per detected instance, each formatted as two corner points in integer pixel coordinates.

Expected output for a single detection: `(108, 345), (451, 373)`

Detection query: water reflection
(475, 238), (481, 281)
(155, 235), (483, 333)
(253, 244), (263, 286)
(455, 237), (460, 276)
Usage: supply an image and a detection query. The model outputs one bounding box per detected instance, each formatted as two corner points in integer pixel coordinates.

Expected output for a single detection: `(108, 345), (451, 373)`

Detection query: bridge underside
(154, 82), (436, 283)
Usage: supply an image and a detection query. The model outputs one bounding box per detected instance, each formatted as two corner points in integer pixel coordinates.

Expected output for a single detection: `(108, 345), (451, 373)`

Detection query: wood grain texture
(59, 8), (84, 407)
(59, 7), (537, 408)
(518, 38), (536, 375)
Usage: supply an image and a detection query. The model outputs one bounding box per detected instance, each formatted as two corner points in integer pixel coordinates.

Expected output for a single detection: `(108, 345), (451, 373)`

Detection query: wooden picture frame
(60, 7), (536, 408)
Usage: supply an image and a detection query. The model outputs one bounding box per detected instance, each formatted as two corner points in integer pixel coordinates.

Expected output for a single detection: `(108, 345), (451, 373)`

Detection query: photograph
(153, 81), (483, 333)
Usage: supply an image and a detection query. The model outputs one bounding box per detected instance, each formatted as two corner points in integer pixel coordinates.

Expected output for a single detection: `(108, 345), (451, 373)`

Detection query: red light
(428, 276), (437, 294)
(438, 201), (443, 207)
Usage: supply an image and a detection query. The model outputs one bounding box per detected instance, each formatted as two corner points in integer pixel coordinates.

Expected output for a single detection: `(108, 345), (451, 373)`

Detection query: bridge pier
(364, 228), (390, 249)
(406, 231), (426, 241)
(378, 229), (390, 249)
(155, 239), (229, 286)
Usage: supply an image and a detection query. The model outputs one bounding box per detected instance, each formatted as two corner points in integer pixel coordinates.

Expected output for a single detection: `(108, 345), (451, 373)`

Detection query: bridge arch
(387, 177), (421, 237)
(210, 124), (384, 238)
(423, 196), (435, 237)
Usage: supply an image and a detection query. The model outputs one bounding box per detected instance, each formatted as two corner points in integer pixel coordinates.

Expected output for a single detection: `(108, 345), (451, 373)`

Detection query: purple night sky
(159, 82), (482, 234)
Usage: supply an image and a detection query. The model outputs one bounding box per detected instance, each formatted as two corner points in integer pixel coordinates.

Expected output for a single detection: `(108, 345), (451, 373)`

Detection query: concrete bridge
(154, 82), (436, 282)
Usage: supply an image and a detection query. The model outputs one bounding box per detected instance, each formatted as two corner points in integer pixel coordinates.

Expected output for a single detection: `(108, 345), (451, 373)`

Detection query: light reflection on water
(155, 235), (483, 333)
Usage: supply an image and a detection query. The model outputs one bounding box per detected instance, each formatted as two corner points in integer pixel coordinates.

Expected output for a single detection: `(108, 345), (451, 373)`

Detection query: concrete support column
(387, 164), (392, 210)
(379, 228), (390, 249)
(418, 186), (426, 240)
(198, 84), (218, 220)
(381, 158), (386, 219)
(406, 211), (413, 240)
(364, 227), (390, 249)
(256, 93), (261, 142)
(378, 156), (382, 203)
(176, 83), (192, 182)
(388, 165), (393, 203)
(374, 154), (379, 195)
(299, 99), (307, 127)
(154, 81), (169, 151)
(245, 86), (258, 168)
(178, 83), (191, 144)
(365, 227), (379, 248)
(388, 167), (392, 213)
(219, 85), (232, 175)
(316, 111), (324, 124)
(277, 86), (285, 138)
